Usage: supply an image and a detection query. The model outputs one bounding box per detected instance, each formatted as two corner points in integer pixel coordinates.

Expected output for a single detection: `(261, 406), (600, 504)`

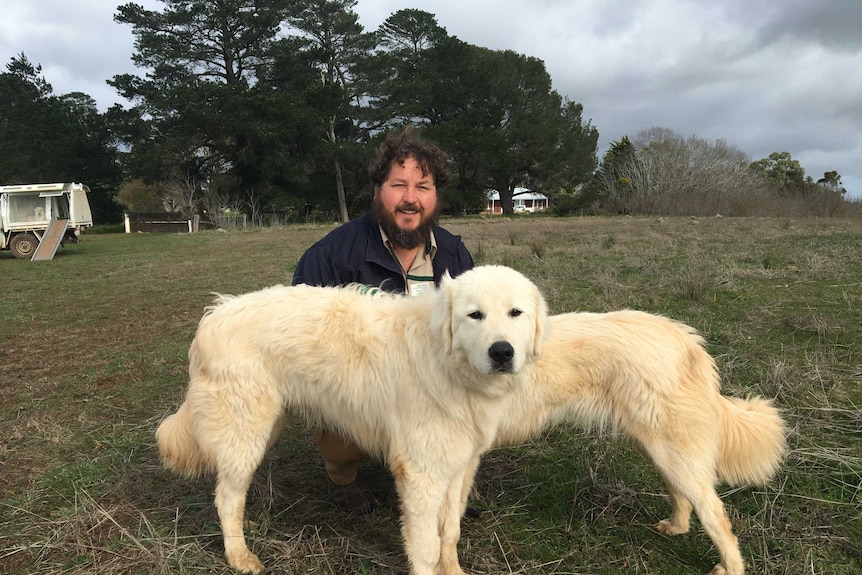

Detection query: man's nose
(402, 184), (418, 202)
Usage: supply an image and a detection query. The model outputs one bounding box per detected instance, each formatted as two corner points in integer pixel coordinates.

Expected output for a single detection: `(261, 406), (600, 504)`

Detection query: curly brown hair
(368, 127), (450, 191)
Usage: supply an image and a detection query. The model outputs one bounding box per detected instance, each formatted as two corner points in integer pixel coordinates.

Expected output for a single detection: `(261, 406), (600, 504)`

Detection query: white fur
(156, 265), (550, 575)
(496, 310), (788, 575)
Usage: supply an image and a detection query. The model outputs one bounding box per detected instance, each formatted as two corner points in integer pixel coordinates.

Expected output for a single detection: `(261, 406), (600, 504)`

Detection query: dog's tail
(156, 401), (213, 478)
(716, 396), (788, 486)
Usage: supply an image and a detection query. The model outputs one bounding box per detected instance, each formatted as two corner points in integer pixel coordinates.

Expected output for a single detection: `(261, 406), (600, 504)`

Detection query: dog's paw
(226, 548), (265, 574)
(708, 561), (744, 575)
(654, 518), (689, 536)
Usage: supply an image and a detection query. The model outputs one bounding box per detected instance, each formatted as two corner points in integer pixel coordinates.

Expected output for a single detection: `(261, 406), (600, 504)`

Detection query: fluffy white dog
(496, 310), (788, 575)
(156, 265), (550, 575)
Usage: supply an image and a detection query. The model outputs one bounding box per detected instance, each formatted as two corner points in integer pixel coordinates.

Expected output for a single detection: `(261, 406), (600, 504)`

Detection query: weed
(528, 234), (546, 259)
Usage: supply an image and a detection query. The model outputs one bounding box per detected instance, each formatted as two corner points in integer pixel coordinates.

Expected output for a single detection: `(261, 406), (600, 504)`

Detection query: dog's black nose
(488, 341), (515, 365)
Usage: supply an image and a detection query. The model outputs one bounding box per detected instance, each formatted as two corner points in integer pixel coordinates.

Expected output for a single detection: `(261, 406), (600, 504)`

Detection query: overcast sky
(2, 0), (860, 198)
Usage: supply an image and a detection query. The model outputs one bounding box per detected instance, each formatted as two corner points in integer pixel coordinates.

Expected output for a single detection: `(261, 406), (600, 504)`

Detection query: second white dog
(496, 310), (787, 575)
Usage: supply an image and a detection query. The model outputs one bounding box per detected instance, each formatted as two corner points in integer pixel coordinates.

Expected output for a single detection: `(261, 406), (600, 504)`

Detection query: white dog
(496, 310), (787, 575)
(156, 265), (550, 575)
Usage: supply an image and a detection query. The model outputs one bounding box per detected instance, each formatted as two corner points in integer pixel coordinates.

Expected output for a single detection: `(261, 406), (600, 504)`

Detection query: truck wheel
(10, 233), (38, 259)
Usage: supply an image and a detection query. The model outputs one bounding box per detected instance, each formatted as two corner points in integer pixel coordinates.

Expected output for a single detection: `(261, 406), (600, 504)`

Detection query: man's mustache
(395, 203), (423, 213)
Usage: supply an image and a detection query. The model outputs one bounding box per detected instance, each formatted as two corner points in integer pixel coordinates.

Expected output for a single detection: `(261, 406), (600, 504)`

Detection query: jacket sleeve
(292, 245), (344, 287)
(434, 238), (474, 282)
(452, 242), (475, 276)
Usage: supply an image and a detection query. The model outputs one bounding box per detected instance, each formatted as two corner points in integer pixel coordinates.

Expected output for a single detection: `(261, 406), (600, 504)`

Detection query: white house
(485, 187), (549, 214)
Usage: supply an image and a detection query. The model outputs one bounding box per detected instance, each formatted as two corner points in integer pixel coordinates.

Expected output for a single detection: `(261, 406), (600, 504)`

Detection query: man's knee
(316, 430), (365, 485)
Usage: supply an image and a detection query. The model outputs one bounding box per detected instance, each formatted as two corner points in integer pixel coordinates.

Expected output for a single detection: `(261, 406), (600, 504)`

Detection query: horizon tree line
(0, 1), (853, 224)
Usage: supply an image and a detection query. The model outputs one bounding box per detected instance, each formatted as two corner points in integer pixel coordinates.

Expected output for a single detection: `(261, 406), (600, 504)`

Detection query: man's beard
(372, 196), (440, 249)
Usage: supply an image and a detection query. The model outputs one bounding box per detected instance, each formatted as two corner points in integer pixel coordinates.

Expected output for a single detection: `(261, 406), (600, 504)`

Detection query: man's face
(373, 156), (440, 249)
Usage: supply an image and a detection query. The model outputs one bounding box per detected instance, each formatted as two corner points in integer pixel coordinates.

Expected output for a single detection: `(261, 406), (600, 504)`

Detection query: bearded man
(291, 127), (474, 512)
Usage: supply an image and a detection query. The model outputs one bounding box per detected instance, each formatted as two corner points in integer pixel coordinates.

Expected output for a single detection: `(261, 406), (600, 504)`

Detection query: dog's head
(433, 265), (550, 379)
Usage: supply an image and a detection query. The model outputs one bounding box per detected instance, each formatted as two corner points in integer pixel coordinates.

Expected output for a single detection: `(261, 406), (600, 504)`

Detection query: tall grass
(2, 215), (860, 574)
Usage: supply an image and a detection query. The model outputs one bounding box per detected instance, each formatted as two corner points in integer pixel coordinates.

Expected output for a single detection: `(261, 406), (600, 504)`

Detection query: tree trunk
(334, 159), (349, 223)
(496, 178), (515, 215)
(328, 116), (350, 223)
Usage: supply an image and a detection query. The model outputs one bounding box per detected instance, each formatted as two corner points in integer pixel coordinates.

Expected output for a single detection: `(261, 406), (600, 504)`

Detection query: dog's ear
(434, 272), (454, 354)
(533, 289), (551, 357)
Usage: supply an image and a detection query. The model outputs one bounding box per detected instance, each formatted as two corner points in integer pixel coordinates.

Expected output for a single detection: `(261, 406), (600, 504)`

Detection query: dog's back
(184, 284), (439, 457)
(499, 310), (717, 442)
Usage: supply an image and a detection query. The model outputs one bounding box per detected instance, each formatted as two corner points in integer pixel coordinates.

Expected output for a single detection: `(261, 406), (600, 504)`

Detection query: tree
(591, 136), (641, 213)
(371, 9), (450, 125)
(0, 54), (123, 222)
(588, 128), (766, 215)
(816, 170), (846, 195)
(284, 0), (377, 222)
(117, 179), (166, 212)
(543, 100), (599, 195)
(633, 128), (758, 210)
(111, 0), (297, 215)
(51, 92), (125, 222)
(379, 9), (447, 53)
(0, 54), (53, 180)
(749, 151), (808, 196)
(469, 49), (564, 214)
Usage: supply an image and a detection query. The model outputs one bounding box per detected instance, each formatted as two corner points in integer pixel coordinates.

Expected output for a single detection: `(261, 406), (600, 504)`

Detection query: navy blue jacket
(292, 212), (474, 292)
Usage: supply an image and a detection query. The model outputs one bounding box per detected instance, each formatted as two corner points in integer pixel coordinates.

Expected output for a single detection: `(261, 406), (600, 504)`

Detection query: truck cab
(0, 182), (94, 258)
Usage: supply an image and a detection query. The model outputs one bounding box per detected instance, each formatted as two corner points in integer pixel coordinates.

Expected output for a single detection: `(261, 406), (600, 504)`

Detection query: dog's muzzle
(488, 341), (515, 372)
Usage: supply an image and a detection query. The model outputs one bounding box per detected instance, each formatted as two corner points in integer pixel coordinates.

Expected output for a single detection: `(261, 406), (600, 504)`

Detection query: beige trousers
(316, 430), (366, 485)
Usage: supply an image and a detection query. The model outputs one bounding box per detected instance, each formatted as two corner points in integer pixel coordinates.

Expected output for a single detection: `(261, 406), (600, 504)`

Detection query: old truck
(0, 182), (94, 259)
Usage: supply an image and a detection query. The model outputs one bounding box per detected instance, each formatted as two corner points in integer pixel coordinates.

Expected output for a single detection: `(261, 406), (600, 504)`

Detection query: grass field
(2, 215), (860, 574)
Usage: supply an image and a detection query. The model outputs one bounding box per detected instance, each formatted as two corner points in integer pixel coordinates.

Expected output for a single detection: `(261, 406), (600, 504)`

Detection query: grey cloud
(757, 0), (862, 51)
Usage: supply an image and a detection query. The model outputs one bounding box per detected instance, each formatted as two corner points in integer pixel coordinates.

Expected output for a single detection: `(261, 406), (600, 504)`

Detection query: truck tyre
(10, 233), (38, 259)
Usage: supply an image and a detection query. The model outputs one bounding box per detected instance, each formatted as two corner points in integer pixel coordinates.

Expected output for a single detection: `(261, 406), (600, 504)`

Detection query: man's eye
(468, 311), (484, 320)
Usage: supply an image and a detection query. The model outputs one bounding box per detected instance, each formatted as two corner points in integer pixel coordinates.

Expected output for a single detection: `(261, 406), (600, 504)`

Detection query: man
(292, 128), (474, 512)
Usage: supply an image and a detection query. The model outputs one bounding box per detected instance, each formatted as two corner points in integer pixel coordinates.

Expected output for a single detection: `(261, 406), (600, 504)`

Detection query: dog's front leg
(439, 455), (481, 575)
(391, 458), (449, 575)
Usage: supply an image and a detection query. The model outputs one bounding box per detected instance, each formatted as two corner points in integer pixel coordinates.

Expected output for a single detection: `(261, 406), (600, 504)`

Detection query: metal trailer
(0, 182), (94, 259)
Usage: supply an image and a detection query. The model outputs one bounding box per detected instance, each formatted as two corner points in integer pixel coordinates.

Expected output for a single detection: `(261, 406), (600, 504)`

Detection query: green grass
(2, 216), (860, 574)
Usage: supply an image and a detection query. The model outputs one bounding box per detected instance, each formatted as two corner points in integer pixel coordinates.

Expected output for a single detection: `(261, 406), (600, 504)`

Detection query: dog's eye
(468, 311), (485, 320)
(510, 308), (523, 318)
